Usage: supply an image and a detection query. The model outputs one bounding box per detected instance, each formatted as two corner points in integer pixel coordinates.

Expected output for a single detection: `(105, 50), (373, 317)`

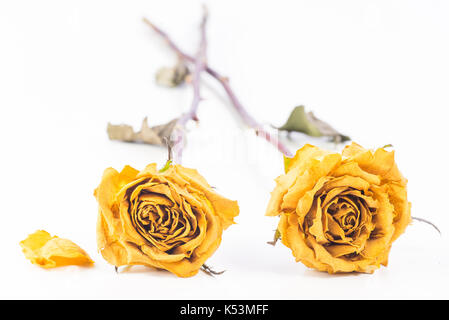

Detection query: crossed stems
(144, 10), (440, 257)
(145, 14), (440, 236)
(143, 15), (293, 160)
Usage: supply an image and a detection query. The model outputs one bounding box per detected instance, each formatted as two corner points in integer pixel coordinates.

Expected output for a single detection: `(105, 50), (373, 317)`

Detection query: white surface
(1, 0), (448, 299)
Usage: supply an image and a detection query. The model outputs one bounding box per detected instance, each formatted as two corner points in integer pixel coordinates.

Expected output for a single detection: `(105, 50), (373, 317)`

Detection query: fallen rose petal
(20, 230), (94, 268)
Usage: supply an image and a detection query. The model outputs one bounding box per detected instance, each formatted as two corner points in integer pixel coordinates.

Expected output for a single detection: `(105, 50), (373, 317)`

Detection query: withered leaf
(201, 264), (226, 277)
(278, 106), (350, 143)
(107, 117), (178, 146)
(267, 229), (281, 246)
(155, 62), (189, 87)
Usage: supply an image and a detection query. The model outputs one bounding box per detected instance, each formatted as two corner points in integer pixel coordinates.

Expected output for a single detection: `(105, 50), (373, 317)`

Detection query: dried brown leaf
(155, 62), (189, 87)
(107, 117), (178, 146)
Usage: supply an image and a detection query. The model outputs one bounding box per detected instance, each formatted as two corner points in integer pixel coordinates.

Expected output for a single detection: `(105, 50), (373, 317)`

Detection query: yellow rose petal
(20, 230), (93, 268)
(268, 143), (411, 274)
(95, 163), (239, 278)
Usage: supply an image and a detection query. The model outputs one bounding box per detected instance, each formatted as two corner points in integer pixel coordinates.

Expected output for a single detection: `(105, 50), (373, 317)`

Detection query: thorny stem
(167, 8), (208, 164)
(148, 9), (228, 276)
(142, 16), (293, 158)
(144, 14), (441, 251)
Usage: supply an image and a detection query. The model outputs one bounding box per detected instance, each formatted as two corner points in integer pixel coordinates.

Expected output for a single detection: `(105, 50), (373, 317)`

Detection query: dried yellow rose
(266, 143), (411, 273)
(94, 163), (239, 278)
(20, 230), (93, 268)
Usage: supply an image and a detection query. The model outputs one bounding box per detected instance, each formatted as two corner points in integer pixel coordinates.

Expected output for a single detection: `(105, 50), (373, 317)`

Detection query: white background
(1, 0), (448, 299)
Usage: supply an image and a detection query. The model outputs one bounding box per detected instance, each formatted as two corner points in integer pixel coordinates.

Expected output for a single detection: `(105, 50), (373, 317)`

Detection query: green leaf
(279, 106), (322, 137)
(278, 106), (350, 143)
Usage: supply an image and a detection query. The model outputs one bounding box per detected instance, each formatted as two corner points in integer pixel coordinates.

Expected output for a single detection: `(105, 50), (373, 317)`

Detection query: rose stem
(411, 216), (441, 235)
(158, 10), (227, 275)
(169, 8), (208, 164)
(146, 16), (442, 240)
(142, 17), (294, 158)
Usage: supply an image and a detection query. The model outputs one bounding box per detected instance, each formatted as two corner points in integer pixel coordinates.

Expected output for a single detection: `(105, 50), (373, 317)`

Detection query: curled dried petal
(20, 230), (93, 268)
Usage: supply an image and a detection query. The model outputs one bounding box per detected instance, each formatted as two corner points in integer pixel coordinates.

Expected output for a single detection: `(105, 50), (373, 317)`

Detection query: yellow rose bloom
(94, 163), (239, 278)
(266, 143), (411, 273)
